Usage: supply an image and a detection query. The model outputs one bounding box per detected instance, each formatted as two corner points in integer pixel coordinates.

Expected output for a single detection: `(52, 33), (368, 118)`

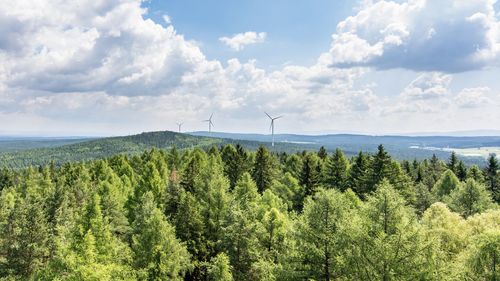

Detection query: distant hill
(0, 137), (93, 153)
(0, 131), (307, 169)
(0, 131), (221, 168)
(191, 131), (500, 165)
(3, 130), (500, 169)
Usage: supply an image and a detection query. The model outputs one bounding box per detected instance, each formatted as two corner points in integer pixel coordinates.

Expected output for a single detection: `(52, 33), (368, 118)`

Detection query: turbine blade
(265, 112), (272, 119)
(210, 113), (213, 120)
(274, 115), (283, 120)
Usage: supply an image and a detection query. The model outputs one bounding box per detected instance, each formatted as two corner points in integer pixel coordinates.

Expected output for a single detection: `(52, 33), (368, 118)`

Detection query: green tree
(352, 181), (430, 280)
(297, 188), (358, 280)
(208, 253), (233, 281)
(131, 192), (190, 280)
(300, 153), (322, 197)
(447, 152), (459, 175)
(252, 146), (275, 193)
(485, 154), (500, 203)
(323, 148), (350, 191)
(284, 154), (303, 180)
(348, 151), (370, 196)
(432, 170), (461, 200)
(366, 144), (392, 193)
(459, 230), (499, 280)
(448, 179), (493, 218)
(221, 144), (249, 189)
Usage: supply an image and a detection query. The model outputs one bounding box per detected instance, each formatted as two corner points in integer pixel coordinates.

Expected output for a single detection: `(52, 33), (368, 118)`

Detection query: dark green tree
(323, 148), (350, 191)
(252, 146), (275, 193)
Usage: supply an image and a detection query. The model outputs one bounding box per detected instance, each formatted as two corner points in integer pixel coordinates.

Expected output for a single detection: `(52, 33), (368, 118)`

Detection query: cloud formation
(329, 0), (500, 72)
(219, 31), (267, 51)
(0, 0), (499, 135)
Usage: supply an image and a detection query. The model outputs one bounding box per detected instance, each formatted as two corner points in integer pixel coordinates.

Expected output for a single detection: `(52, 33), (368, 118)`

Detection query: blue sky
(144, 0), (355, 67)
(1, 0), (500, 136)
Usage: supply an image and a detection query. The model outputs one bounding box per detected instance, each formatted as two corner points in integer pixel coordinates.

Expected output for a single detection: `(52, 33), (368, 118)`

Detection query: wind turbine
(265, 112), (283, 147)
(176, 122), (183, 133)
(203, 113), (214, 133)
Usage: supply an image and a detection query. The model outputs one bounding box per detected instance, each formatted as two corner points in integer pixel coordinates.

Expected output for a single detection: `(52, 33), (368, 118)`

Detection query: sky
(1, 0), (500, 136)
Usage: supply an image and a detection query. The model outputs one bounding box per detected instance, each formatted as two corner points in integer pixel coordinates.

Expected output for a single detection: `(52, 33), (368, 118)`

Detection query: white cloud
(219, 31), (267, 51)
(1, 0), (500, 135)
(328, 0), (500, 72)
(455, 87), (493, 108)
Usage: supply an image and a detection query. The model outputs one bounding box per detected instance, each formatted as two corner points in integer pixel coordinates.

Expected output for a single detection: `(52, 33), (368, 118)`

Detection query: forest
(0, 144), (498, 280)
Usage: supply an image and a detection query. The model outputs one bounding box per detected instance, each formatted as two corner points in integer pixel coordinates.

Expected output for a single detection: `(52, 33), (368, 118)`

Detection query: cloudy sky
(1, 0), (500, 136)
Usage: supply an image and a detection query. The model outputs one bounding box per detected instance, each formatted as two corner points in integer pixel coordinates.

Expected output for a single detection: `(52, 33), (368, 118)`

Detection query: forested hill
(0, 131), (222, 168)
(0, 131), (311, 169)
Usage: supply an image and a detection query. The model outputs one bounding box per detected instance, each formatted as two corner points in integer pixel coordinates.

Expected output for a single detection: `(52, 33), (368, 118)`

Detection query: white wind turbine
(203, 113), (214, 133)
(265, 112), (283, 147)
(176, 122), (183, 133)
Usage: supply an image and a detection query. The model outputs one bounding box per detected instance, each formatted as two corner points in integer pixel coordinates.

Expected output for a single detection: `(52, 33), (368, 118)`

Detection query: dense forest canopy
(0, 144), (498, 280)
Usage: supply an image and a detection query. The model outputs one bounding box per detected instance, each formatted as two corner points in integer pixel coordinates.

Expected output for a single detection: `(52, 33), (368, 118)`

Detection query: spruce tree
(252, 146), (275, 193)
(366, 144), (391, 193)
(300, 153), (322, 197)
(323, 148), (350, 191)
(447, 152), (459, 174)
(348, 151), (370, 196)
(485, 154), (500, 203)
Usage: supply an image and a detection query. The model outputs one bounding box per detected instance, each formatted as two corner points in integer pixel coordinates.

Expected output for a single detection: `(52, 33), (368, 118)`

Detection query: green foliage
(0, 144), (498, 280)
(432, 170), (461, 199)
(131, 192), (191, 280)
(323, 148), (350, 191)
(208, 253), (233, 281)
(252, 146), (276, 193)
(449, 179), (493, 218)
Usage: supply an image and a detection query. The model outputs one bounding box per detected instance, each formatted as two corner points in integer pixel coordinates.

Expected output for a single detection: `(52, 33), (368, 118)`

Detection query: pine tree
(348, 151), (370, 196)
(323, 148), (350, 191)
(300, 153), (322, 197)
(252, 146), (275, 193)
(366, 144), (392, 193)
(447, 152), (459, 174)
(485, 154), (500, 203)
(221, 144), (249, 189)
(317, 146), (328, 160)
(467, 165), (485, 183)
(131, 192), (190, 280)
(456, 161), (467, 181)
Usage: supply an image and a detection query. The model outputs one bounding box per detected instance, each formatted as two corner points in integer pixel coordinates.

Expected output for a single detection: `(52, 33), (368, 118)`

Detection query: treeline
(0, 144), (498, 280)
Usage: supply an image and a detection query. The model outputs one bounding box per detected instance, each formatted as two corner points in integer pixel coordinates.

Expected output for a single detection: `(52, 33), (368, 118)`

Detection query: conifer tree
(252, 146), (275, 193)
(485, 154), (500, 203)
(208, 253), (233, 281)
(352, 181), (430, 280)
(366, 144), (391, 193)
(131, 192), (190, 280)
(348, 151), (370, 196)
(300, 153), (322, 197)
(323, 148), (350, 191)
(447, 152), (459, 174)
(456, 160), (467, 181)
(297, 188), (357, 280)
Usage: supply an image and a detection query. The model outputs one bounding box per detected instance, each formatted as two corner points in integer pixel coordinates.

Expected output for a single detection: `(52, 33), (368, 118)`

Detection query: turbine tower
(265, 112), (283, 147)
(203, 113), (214, 133)
(176, 122), (183, 133)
